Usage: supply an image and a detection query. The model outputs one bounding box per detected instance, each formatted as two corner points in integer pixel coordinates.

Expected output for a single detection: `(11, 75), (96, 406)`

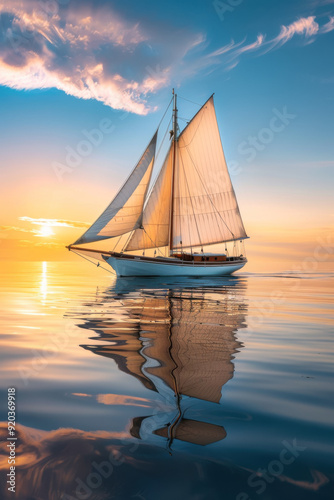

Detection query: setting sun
(36, 225), (54, 238)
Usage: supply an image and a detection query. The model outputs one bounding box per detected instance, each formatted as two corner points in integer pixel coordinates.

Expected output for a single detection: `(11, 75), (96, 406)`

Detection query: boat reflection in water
(79, 275), (247, 450)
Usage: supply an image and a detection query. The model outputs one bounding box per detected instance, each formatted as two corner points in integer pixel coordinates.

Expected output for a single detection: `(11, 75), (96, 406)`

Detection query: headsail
(125, 145), (173, 251)
(172, 96), (247, 250)
(73, 132), (157, 245)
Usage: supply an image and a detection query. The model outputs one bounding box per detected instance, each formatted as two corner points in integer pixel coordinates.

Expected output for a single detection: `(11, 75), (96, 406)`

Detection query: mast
(169, 89), (177, 255)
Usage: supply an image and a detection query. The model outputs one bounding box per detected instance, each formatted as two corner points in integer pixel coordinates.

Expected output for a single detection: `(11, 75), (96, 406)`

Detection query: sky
(0, 0), (333, 272)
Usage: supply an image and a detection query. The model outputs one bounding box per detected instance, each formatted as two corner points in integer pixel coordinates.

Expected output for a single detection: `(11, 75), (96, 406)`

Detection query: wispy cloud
(319, 15), (334, 32)
(0, 225), (34, 234)
(205, 15), (334, 71)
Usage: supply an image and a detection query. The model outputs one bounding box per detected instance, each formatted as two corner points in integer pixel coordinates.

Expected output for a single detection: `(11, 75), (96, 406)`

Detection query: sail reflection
(79, 276), (247, 448)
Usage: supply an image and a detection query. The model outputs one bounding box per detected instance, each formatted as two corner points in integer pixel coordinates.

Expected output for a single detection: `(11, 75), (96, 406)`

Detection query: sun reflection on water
(40, 261), (48, 304)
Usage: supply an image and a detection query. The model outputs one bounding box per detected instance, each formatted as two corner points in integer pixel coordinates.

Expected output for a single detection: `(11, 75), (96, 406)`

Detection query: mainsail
(73, 132), (157, 245)
(173, 96), (247, 250)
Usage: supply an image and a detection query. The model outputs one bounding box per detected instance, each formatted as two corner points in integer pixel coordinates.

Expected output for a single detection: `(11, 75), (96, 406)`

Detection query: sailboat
(68, 90), (249, 277)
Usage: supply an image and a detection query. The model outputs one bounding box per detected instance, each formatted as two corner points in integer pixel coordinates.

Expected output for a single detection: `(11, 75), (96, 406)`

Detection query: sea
(0, 261), (333, 500)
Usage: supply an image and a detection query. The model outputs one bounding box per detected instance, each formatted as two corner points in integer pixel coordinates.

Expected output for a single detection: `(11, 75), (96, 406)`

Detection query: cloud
(0, 225), (30, 233)
(319, 15), (334, 32)
(0, 225), (53, 238)
(205, 16), (334, 71)
(275, 16), (319, 43)
(0, 224), (42, 236)
(0, 3), (333, 112)
(18, 238), (64, 248)
(264, 16), (320, 52)
(19, 216), (90, 228)
(0, 0), (204, 114)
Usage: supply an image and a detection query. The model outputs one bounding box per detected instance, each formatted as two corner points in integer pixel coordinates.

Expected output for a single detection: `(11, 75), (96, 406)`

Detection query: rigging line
(143, 117), (172, 205)
(142, 227), (165, 257)
(178, 116), (190, 123)
(122, 230), (134, 252)
(155, 117), (172, 164)
(177, 149), (183, 253)
(179, 151), (202, 249)
(70, 250), (115, 274)
(182, 159), (193, 254)
(184, 144), (235, 239)
(156, 95), (173, 131)
(177, 94), (202, 107)
(178, 107), (206, 148)
(112, 234), (122, 252)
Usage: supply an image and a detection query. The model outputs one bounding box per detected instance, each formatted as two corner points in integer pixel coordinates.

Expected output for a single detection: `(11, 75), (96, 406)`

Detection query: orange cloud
(0, 225), (32, 234)
(0, 0), (200, 113)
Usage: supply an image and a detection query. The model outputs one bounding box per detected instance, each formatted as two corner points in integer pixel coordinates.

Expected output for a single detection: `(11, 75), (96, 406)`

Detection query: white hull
(105, 255), (246, 277)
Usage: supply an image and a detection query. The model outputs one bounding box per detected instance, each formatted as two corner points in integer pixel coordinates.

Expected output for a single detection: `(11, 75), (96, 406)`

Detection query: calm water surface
(0, 261), (333, 500)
